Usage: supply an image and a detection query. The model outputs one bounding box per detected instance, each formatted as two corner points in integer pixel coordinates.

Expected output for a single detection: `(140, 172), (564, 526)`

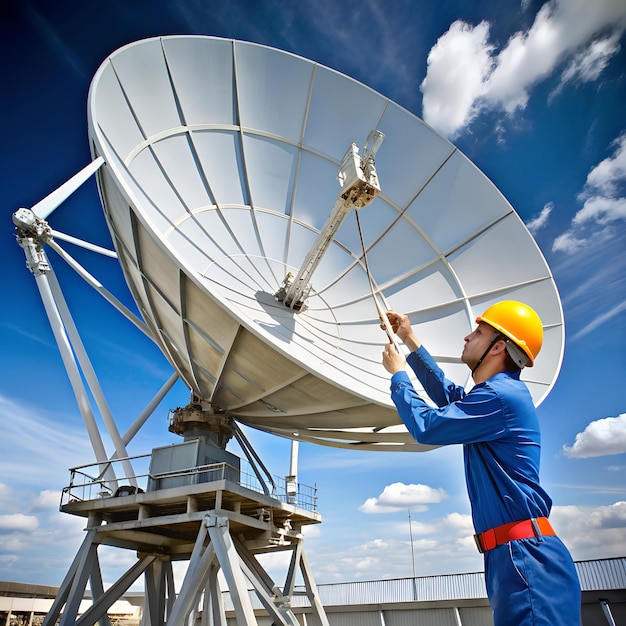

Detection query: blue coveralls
(390, 346), (581, 626)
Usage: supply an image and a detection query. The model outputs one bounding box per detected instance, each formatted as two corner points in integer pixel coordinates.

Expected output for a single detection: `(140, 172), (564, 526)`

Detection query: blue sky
(1, 0), (625, 588)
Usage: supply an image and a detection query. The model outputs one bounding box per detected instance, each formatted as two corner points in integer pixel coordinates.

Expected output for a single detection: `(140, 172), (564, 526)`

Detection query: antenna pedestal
(49, 461), (328, 626)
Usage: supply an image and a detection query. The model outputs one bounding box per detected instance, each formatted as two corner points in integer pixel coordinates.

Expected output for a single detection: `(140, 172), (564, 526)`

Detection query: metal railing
(60, 452), (317, 512)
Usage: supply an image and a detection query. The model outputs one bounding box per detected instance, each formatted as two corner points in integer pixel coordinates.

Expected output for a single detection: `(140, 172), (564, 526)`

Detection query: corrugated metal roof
(576, 557), (626, 591)
(221, 556), (626, 611)
(316, 572), (488, 605)
(312, 556), (626, 604)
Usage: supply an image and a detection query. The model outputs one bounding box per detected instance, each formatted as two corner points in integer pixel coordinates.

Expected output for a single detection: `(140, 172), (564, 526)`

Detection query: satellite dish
(87, 36), (564, 452)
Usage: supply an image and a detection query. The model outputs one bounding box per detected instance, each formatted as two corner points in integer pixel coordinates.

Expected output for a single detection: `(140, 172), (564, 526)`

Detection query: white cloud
(552, 228), (611, 254)
(308, 511), (481, 581)
(0, 393), (93, 499)
(551, 502), (626, 560)
(420, 20), (493, 137)
(0, 555), (19, 568)
(551, 31), (622, 99)
(0, 483), (12, 499)
(526, 202), (554, 234)
(0, 513), (39, 532)
(359, 482), (448, 514)
(553, 131), (626, 253)
(421, 0), (626, 137)
(31, 489), (62, 511)
(563, 413), (626, 458)
(575, 132), (626, 226)
(584, 133), (626, 196)
(302, 524), (321, 538)
(573, 196), (626, 225)
(408, 520), (438, 535)
(0, 397), (102, 583)
(551, 231), (585, 254)
(442, 512), (474, 534)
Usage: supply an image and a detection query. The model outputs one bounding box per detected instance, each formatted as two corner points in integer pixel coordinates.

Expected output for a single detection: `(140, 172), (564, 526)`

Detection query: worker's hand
(384, 310), (409, 337)
(382, 342), (406, 374)
(383, 310), (421, 351)
(381, 310), (402, 333)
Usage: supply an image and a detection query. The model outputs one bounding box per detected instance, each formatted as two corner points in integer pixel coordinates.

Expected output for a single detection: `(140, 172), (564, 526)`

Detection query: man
(381, 301), (581, 626)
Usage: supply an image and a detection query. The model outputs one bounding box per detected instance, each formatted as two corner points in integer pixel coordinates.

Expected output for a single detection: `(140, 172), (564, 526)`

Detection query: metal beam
(75, 555), (158, 626)
(206, 515), (258, 625)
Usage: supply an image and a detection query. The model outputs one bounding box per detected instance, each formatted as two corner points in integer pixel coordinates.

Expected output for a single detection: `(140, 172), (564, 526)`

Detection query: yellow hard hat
(476, 301), (543, 367)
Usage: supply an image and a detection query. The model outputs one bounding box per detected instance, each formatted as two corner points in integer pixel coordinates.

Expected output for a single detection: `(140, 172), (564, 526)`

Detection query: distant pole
(408, 508), (416, 578)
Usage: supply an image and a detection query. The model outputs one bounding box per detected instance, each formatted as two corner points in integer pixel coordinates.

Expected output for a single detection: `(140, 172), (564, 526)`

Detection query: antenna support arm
(276, 130), (384, 311)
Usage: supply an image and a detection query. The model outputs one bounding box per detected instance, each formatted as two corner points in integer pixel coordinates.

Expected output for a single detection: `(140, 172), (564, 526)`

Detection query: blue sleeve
(390, 371), (507, 446)
(407, 346), (466, 406)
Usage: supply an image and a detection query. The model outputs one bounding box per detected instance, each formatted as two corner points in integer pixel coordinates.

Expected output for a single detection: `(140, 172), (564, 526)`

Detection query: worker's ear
(491, 338), (508, 356)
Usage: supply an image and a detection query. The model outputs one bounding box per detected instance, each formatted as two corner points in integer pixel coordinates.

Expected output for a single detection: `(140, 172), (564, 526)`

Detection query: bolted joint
(205, 514), (228, 528)
(13, 208), (52, 242)
(16, 237), (50, 275)
(13, 209), (53, 276)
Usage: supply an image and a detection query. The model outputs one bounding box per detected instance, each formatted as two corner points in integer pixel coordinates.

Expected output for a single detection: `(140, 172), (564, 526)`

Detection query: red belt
(474, 517), (556, 553)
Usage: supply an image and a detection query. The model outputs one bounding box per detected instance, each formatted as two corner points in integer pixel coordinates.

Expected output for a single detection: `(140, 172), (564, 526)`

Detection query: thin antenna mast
(408, 508), (417, 579)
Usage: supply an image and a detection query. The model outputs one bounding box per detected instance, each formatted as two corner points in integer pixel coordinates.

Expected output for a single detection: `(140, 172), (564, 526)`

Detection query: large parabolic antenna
(88, 36), (564, 452)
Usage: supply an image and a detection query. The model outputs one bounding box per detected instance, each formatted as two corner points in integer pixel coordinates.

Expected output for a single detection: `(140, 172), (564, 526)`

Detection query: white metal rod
(49, 229), (118, 258)
(31, 157), (105, 219)
(121, 372), (179, 446)
(181, 521), (210, 590)
(47, 239), (152, 338)
(33, 269), (111, 471)
(47, 269), (137, 486)
(601, 599), (618, 626)
(283, 196), (349, 307)
(355, 211), (402, 353)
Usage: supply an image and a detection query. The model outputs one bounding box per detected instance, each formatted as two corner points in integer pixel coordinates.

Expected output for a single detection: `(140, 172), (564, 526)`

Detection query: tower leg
(58, 532), (100, 626)
(43, 525), (158, 626)
(143, 558), (175, 626)
(298, 549), (330, 626)
(166, 521), (216, 626)
(75, 555), (157, 626)
(220, 517), (329, 626)
(206, 515), (258, 625)
(43, 529), (99, 626)
(203, 563), (226, 626)
(232, 537), (299, 626)
(87, 550), (111, 626)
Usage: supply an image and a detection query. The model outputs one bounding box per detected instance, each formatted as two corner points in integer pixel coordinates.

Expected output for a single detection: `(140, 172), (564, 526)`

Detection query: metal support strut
(275, 130), (384, 311)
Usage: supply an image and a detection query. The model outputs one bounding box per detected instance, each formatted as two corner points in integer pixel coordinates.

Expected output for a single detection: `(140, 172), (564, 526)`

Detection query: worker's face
(461, 322), (497, 369)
